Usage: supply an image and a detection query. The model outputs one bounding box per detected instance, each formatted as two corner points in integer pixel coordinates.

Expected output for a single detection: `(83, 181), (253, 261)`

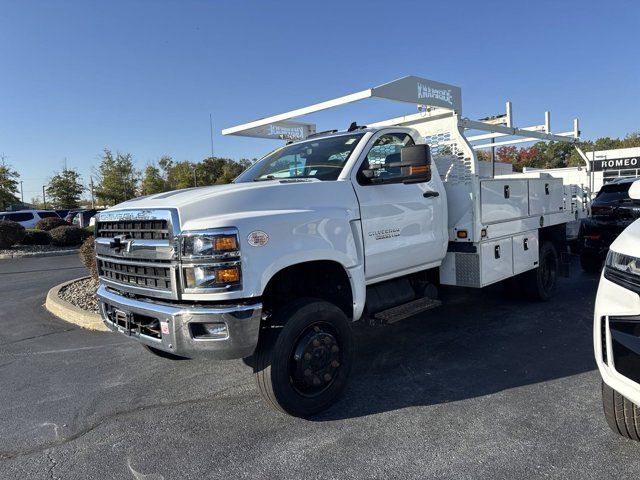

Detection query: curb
(0, 249), (80, 260)
(45, 277), (109, 332)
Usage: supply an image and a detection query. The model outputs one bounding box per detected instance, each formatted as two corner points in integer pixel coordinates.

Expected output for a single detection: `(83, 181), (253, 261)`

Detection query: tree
(0, 160), (20, 210)
(140, 164), (167, 196)
(46, 168), (84, 209)
(218, 159), (251, 183)
(166, 160), (196, 190)
(94, 149), (139, 206)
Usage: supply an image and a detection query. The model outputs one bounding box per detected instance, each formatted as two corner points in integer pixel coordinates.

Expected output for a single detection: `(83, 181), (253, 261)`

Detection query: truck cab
(96, 76), (587, 417)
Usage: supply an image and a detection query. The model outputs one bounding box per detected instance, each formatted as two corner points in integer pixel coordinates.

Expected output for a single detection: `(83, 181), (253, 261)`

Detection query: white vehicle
(594, 179), (640, 440)
(96, 76), (589, 417)
(0, 209), (60, 228)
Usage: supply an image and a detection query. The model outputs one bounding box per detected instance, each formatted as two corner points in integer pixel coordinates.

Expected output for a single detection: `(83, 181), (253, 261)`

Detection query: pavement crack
(0, 382), (248, 462)
(46, 449), (59, 480)
(0, 328), (75, 347)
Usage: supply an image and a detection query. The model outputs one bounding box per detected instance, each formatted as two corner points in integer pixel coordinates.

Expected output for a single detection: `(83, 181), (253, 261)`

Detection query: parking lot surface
(1, 255), (639, 479)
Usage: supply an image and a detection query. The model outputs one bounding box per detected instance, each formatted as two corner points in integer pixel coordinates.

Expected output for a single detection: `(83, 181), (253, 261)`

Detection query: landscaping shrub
(20, 229), (51, 246)
(48, 225), (84, 246)
(35, 217), (69, 231)
(79, 236), (97, 278)
(0, 221), (26, 248)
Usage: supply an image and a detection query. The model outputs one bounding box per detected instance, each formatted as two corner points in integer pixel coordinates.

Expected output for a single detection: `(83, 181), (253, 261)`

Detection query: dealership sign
(591, 156), (640, 172)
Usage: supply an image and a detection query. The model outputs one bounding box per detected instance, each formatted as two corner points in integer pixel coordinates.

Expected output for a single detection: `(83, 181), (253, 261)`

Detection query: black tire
(580, 251), (602, 273)
(253, 298), (354, 417)
(524, 241), (558, 301)
(143, 345), (188, 360)
(602, 381), (640, 441)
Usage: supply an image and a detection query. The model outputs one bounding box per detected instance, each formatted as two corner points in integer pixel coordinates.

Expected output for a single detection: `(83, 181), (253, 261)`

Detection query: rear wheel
(524, 241), (558, 301)
(253, 298), (354, 417)
(602, 381), (640, 441)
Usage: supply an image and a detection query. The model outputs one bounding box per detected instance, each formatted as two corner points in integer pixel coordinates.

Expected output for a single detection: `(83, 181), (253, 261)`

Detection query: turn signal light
(214, 236), (238, 251)
(215, 267), (241, 284)
(457, 230), (468, 239)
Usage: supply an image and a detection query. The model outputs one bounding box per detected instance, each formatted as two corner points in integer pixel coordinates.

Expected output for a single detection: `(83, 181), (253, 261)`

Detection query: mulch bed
(58, 277), (100, 314)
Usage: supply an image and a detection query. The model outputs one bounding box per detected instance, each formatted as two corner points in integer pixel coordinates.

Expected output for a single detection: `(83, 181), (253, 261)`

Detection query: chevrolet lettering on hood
(98, 210), (157, 222)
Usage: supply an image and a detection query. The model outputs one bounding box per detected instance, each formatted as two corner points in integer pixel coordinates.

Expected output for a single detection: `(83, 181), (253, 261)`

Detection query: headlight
(606, 250), (640, 277)
(181, 229), (239, 259)
(180, 228), (242, 291)
(183, 264), (241, 289)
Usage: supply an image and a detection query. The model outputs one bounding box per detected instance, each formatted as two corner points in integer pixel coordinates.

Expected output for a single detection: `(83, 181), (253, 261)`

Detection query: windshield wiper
(254, 175), (276, 182)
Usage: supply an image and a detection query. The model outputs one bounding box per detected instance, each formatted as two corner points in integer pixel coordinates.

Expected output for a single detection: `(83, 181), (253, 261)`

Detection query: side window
(37, 211), (59, 219)
(3, 212), (34, 222)
(359, 133), (415, 184)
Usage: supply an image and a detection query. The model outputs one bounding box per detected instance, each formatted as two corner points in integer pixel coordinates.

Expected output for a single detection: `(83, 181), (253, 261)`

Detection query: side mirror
(399, 144), (432, 184)
(629, 180), (640, 200)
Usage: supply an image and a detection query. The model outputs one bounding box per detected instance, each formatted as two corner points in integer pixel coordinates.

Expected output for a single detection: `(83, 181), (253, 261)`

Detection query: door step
(374, 297), (442, 324)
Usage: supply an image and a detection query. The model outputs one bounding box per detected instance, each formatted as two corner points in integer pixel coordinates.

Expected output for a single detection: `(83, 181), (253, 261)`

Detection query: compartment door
(480, 180), (529, 223)
(512, 230), (539, 275)
(480, 238), (513, 286)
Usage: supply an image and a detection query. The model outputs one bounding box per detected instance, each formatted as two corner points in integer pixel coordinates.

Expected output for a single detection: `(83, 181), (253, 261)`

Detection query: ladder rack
(222, 75), (580, 147)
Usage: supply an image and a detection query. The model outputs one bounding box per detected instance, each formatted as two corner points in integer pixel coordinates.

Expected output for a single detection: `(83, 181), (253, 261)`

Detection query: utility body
(96, 76), (589, 416)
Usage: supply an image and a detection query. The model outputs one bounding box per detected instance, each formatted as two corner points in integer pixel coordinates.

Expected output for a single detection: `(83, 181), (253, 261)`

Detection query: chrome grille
(97, 220), (169, 240)
(98, 258), (172, 290)
(95, 209), (179, 299)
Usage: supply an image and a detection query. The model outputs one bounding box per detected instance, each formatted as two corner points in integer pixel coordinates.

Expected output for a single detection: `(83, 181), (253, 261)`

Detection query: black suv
(580, 178), (640, 272)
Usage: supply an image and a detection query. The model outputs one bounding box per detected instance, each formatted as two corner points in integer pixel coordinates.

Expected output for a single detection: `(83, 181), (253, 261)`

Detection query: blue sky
(1, 0), (638, 202)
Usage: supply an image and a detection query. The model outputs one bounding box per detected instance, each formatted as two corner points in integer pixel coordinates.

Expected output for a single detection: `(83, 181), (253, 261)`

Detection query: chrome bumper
(97, 285), (262, 360)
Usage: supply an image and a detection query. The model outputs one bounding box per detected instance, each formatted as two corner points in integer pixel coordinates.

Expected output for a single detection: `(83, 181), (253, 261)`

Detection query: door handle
(423, 191), (440, 198)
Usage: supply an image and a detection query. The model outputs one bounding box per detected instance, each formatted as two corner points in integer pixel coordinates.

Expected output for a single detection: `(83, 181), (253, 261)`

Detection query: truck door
(352, 131), (447, 282)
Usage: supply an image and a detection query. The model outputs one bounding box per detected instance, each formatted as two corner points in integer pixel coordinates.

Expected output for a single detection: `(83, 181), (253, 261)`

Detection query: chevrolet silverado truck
(96, 76), (589, 417)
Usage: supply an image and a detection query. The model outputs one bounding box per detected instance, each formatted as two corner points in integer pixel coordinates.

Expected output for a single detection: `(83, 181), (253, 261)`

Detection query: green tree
(166, 160), (196, 190)
(94, 149), (139, 206)
(140, 164), (167, 196)
(218, 159), (251, 183)
(46, 168), (85, 209)
(0, 160), (20, 210)
(198, 157), (227, 185)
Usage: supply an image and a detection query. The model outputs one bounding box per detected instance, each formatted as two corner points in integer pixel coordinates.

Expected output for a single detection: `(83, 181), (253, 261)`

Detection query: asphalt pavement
(1, 255), (639, 479)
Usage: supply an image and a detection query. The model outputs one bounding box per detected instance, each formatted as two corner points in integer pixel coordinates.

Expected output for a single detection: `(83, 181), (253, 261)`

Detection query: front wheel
(602, 381), (640, 440)
(524, 241), (558, 301)
(253, 298), (354, 417)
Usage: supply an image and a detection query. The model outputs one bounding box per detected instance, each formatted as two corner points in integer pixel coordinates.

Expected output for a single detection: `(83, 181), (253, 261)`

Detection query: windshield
(235, 133), (364, 183)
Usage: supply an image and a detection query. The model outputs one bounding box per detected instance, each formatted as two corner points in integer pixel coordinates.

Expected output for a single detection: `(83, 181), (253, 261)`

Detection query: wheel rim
(289, 322), (342, 397)
(540, 250), (557, 293)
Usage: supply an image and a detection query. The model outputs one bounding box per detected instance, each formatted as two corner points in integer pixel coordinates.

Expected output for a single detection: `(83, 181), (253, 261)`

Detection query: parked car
(0, 210), (60, 228)
(65, 209), (102, 228)
(55, 209), (71, 219)
(580, 178), (640, 272)
(594, 179), (640, 440)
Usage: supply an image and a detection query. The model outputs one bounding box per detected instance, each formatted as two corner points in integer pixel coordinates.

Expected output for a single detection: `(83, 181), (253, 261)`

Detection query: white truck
(96, 76), (589, 417)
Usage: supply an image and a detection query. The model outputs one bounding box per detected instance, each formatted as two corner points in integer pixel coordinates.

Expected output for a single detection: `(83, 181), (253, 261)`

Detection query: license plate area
(113, 308), (132, 335)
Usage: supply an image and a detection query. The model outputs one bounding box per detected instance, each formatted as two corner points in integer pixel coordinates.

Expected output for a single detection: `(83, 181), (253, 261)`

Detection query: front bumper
(97, 285), (262, 360)
(594, 274), (640, 405)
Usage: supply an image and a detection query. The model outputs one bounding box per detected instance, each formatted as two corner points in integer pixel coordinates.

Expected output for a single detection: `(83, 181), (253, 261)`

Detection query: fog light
(191, 322), (228, 339)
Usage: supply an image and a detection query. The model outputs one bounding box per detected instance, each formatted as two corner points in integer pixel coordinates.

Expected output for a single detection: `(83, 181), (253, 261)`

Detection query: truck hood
(106, 180), (361, 229)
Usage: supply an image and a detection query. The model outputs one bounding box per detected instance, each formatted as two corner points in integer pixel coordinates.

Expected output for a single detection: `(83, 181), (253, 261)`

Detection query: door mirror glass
(399, 144), (432, 184)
